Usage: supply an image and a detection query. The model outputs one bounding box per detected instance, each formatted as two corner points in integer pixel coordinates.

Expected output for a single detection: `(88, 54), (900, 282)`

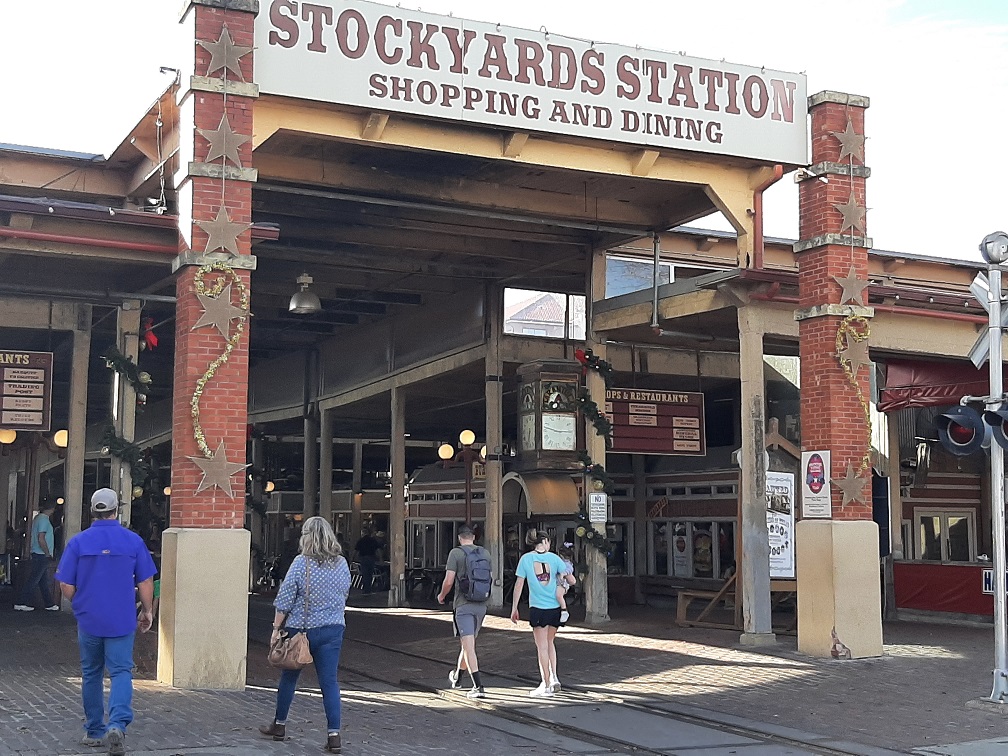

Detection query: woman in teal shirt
(510, 529), (575, 697)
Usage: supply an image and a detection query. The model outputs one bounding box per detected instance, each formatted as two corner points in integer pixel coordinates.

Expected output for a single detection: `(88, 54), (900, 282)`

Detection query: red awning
(878, 359), (1002, 412)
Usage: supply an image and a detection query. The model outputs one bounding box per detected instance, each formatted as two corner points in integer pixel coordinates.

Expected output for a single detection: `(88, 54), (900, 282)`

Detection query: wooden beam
(502, 131), (529, 158)
(361, 112), (390, 141)
(631, 149), (660, 177)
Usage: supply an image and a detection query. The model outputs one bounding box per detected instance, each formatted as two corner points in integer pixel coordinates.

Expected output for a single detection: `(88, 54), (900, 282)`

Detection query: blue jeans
(78, 630), (136, 738)
(275, 624), (344, 732)
(18, 553), (53, 606)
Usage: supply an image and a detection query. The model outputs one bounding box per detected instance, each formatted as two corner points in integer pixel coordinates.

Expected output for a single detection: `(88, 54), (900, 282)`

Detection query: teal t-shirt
(516, 550), (567, 609)
(30, 513), (54, 556)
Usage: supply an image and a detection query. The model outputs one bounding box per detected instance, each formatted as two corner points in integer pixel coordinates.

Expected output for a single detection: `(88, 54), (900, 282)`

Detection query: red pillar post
(794, 91), (882, 658)
(159, 0), (258, 690)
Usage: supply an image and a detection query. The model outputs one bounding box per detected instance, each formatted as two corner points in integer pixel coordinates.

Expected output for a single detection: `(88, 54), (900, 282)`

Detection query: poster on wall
(800, 450), (832, 519)
(671, 525), (692, 578)
(766, 471), (795, 579)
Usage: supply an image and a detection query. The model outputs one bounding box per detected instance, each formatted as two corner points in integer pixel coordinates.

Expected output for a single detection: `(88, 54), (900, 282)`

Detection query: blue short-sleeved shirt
(516, 550), (567, 610)
(30, 513), (54, 555)
(55, 519), (157, 638)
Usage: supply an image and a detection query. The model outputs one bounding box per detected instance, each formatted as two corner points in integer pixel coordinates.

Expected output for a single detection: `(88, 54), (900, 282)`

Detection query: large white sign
(766, 471), (795, 580)
(256, 0), (809, 164)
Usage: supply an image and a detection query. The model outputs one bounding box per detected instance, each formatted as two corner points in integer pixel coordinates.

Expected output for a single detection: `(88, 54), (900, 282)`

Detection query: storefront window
(650, 518), (735, 579)
(915, 509), (976, 563)
(605, 521), (633, 575)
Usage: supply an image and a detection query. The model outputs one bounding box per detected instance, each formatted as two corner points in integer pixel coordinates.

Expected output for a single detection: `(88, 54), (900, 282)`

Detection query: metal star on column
(832, 462), (868, 507)
(197, 25), (252, 81)
(833, 266), (870, 305)
(196, 206), (250, 257)
(832, 192), (867, 234)
(188, 441), (249, 498)
(198, 114), (250, 168)
(830, 118), (865, 163)
(838, 335), (871, 375)
(192, 283), (247, 340)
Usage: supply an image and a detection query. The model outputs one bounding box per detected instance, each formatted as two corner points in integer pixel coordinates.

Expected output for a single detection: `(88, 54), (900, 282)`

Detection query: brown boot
(258, 722), (285, 741)
(326, 732), (342, 752)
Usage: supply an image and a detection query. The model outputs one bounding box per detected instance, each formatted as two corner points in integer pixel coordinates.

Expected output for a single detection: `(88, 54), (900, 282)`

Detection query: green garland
(100, 424), (152, 488)
(102, 346), (152, 406)
(574, 347), (618, 557)
(578, 387), (613, 445)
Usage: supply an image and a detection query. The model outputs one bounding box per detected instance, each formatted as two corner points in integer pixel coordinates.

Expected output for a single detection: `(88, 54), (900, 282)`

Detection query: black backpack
(458, 546), (492, 602)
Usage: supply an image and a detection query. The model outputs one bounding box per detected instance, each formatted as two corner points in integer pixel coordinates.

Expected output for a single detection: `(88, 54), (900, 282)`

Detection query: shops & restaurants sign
(0, 350), (53, 432)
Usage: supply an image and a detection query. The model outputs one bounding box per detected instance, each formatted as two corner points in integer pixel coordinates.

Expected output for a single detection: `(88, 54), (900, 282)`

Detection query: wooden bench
(676, 574), (738, 629)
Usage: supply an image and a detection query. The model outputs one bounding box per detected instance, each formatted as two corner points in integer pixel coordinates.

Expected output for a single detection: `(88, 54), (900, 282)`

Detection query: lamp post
(980, 231), (1008, 704)
(438, 429), (486, 525)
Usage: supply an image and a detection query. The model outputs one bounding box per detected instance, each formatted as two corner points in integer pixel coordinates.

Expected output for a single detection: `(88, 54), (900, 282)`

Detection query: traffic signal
(936, 406), (988, 456)
(984, 408), (1008, 451)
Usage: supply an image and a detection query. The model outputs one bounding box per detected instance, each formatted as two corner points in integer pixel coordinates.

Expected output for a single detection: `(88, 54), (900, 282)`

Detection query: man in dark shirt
(354, 529), (381, 593)
(56, 489), (157, 755)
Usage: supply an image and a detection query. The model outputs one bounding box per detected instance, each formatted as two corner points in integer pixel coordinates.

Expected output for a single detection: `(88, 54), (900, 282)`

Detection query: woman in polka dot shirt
(260, 516), (351, 753)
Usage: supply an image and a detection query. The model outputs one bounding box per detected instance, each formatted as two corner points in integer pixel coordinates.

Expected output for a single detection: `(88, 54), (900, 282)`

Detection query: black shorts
(528, 606), (562, 628)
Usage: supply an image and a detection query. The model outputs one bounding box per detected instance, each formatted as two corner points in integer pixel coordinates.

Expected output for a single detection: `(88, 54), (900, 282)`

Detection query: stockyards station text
(259, 1), (808, 164)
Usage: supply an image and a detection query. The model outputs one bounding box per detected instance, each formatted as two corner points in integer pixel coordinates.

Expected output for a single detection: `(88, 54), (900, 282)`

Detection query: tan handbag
(268, 560), (314, 670)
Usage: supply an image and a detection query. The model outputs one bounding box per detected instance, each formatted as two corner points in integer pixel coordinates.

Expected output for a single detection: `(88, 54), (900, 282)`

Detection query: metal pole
(988, 264), (1008, 703)
(464, 448), (473, 525)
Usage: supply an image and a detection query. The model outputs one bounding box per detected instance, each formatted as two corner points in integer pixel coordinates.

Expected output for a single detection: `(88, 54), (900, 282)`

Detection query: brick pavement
(4, 586), (1008, 755)
(325, 601), (1008, 753)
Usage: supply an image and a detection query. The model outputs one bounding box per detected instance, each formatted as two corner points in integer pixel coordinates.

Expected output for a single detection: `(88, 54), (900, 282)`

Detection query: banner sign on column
(800, 450), (832, 519)
(766, 471), (795, 579)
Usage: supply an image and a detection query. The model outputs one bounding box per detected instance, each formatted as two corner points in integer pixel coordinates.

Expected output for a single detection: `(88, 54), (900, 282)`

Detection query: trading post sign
(256, 0), (808, 164)
(0, 350), (53, 432)
(605, 388), (705, 455)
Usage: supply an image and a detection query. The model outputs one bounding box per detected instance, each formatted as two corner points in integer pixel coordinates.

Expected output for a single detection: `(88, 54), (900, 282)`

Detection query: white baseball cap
(90, 488), (120, 513)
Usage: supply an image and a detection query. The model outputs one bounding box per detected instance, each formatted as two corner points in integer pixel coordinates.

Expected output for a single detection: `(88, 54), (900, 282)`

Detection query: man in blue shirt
(56, 489), (157, 756)
(14, 501), (58, 611)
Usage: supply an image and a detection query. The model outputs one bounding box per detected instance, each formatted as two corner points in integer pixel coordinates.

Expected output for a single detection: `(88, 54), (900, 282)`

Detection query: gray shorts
(453, 603), (487, 637)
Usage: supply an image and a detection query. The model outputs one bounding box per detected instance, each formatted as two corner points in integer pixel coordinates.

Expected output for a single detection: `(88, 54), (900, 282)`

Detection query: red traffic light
(936, 405), (988, 456)
(948, 422), (976, 445)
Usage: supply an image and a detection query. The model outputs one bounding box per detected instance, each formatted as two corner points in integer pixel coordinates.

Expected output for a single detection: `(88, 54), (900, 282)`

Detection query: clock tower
(516, 360), (584, 473)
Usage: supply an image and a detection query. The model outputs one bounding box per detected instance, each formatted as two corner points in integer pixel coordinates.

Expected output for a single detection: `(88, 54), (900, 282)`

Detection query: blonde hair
(300, 516), (343, 564)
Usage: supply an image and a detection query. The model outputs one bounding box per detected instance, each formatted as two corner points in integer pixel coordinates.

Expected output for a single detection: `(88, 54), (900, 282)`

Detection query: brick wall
(797, 93), (872, 521)
(170, 1), (256, 529)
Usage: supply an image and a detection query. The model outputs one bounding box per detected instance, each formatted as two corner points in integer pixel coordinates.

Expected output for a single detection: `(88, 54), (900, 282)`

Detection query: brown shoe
(326, 732), (342, 752)
(258, 722), (285, 741)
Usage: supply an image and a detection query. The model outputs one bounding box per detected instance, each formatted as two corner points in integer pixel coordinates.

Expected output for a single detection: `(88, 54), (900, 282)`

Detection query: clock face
(541, 413), (576, 451)
(520, 413), (537, 451)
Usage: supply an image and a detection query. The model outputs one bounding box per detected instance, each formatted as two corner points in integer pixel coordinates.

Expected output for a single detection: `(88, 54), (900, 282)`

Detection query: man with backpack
(436, 523), (492, 699)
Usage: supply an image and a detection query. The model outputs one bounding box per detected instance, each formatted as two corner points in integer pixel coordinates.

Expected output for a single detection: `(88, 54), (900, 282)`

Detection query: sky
(1, 0), (1007, 262)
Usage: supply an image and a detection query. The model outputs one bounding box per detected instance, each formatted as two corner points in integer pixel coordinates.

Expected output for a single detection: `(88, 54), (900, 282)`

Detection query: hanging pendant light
(289, 273), (322, 314)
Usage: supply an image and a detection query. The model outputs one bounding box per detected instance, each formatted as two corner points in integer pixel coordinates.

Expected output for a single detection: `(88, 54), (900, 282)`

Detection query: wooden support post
(114, 300), (141, 526)
(388, 387), (406, 607)
(303, 411), (319, 518)
(351, 441), (363, 540)
(737, 307), (775, 646)
(63, 305), (91, 544)
(319, 408), (334, 526)
(485, 285), (505, 608)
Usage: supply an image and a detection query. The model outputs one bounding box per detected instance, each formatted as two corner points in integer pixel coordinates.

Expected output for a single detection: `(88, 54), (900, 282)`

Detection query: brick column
(794, 91), (882, 658)
(159, 0), (258, 690)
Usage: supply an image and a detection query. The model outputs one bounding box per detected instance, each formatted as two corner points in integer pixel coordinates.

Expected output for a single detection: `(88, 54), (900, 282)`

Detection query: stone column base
(739, 632), (777, 647)
(158, 528), (251, 689)
(796, 519), (883, 658)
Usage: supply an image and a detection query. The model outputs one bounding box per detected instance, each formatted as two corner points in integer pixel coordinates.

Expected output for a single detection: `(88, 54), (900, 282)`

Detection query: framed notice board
(604, 388), (705, 456)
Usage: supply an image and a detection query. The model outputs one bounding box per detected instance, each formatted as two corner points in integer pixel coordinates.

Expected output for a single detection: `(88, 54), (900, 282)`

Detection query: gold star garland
(835, 314), (872, 477)
(191, 261), (249, 459)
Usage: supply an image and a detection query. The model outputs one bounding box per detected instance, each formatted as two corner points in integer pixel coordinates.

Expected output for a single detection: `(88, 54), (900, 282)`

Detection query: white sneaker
(529, 683), (554, 698)
(45, 605), (60, 611)
(466, 687), (486, 699)
(448, 669), (460, 689)
(13, 604), (34, 612)
(559, 610), (570, 624)
(549, 677), (562, 693)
